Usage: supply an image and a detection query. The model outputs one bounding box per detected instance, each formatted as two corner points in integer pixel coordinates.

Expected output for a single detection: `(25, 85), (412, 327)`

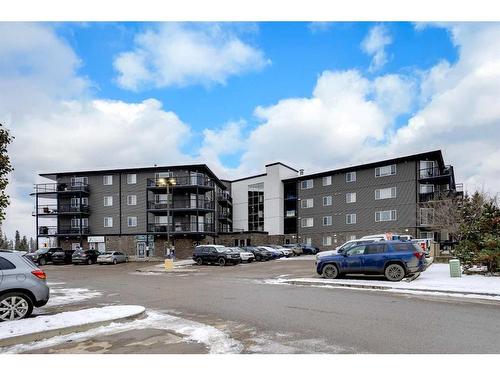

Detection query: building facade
(32, 150), (462, 257)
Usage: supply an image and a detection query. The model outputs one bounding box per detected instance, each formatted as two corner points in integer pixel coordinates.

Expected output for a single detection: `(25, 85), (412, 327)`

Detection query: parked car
(300, 244), (319, 255)
(227, 247), (255, 263)
(316, 240), (426, 281)
(361, 233), (413, 241)
(26, 247), (62, 266)
(258, 246), (283, 258)
(72, 249), (99, 265)
(192, 245), (242, 266)
(51, 249), (75, 264)
(242, 246), (273, 261)
(269, 245), (293, 258)
(283, 244), (303, 256)
(0, 250), (50, 321)
(317, 239), (379, 258)
(97, 251), (128, 265)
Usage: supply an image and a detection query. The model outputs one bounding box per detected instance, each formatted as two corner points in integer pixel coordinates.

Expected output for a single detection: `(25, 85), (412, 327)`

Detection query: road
(29, 257), (500, 353)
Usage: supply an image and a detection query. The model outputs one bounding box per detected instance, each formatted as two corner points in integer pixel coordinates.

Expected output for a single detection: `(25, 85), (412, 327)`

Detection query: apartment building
(31, 150), (461, 257)
(32, 164), (232, 259)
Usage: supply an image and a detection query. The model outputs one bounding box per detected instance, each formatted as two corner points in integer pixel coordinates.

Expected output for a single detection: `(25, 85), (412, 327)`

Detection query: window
(420, 160), (436, 178)
(420, 231), (435, 240)
(103, 175), (113, 185)
(346, 213), (357, 224)
(375, 210), (397, 222)
(71, 197), (88, 207)
(364, 244), (387, 254)
(375, 164), (397, 177)
(127, 195), (137, 206)
(0, 257), (16, 270)
(248, 182), (264, 231)
(392, 243), (414, 252)
(127, 174), (137, 184)
(420, 184), (435, 194)
(155, 216), (172, 225)
(301, 198), (314, 209)
(104, 196), (113, 206)
(323, 236), (332, 246)
(348, 235), (357, 241)
(346, 245), (366, 256)
(322, 176), (332, 186)
(301, 179), (313, 189)
(420, 208), (434, 225)
(104, 217), (113, 228)
(346, 192), (357, 203)
(305, 237), (312, 246)
(155, 171), (173, 179)
(346, 171), (356, 182)
(127, 216), (137, 227)
(323, 196), (332, 206)
(375, 187), (397, 200)
(71, 176), (88, 187)
(323, 216), (332, 226)
(301, 218), (314, 228)
(71, 218), (88, 228)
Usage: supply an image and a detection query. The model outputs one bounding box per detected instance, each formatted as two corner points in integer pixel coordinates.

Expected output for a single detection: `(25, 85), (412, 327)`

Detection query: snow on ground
(45, 287), (103, 307)
(0, 310), (242, 354)
(276, 255), (316, 261)
(0, 305), (145, 341)
(263, 264), (500, 300)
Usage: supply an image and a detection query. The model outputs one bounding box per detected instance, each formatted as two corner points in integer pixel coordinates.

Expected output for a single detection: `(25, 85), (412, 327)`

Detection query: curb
(0, 306), (146, 348)
(282, 280), (500, 298)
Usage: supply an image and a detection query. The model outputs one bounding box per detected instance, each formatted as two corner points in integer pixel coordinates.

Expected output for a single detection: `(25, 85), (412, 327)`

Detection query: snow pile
(264, 264), (500, 299)
(45, 287), (102, 307)
(0, 305), (145, 341)
(1, 310), (242, 354)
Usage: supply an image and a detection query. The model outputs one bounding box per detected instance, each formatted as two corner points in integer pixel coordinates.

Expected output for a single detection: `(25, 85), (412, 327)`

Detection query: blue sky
(55, 22), (457, 166)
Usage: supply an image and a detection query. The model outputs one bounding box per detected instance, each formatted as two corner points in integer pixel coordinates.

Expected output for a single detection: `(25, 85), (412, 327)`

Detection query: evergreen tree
(29, 237), (36, 252)
(19, 235), (28, 251)
(0, 227), (7, 249)
(14, 230), (21, 250)
(0, 124), (13, 223)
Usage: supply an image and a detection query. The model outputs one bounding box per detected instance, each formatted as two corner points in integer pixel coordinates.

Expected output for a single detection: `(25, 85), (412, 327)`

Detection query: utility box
(164, 259), (174, 271)
(449, 259), (462, 277)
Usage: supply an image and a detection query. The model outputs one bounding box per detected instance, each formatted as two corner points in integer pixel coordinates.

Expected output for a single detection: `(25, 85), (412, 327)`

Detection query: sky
(1, 21), (500, 239)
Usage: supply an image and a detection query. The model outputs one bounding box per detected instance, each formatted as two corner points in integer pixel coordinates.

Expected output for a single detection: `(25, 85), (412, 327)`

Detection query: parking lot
(2, 255), (498, 354)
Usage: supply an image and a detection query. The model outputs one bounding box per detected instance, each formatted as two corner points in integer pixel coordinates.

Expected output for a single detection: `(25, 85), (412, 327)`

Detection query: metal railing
(147, 223), (215, 233)
(33, 182), (90, 194)
(218, 211), (232, 220)
(34, 204), (90, 215)
(217, 193), (233, 204)
(147, 199), (215, 210)
(38, 226), (90, 235)
(418, 165), (453, 179)
(147, 175), (214, 189)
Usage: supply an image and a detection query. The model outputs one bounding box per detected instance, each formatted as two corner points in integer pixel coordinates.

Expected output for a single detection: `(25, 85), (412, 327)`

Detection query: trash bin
(449, 259), (462, 277)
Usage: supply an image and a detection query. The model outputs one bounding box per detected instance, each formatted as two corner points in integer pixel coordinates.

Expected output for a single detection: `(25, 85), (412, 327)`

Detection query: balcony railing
(34, 204), (90, 215)
(418, 165), (453, 179)
(285, 195), (297, 200)
(33, 183), (90, 194)
(218, 211), (232, 220)
(38, 226), (90, 235)
(147, 223), (215, 234)
(147, 175), (214, 189)
(148, 199), (215, 210)
(217, 193), (233, 204)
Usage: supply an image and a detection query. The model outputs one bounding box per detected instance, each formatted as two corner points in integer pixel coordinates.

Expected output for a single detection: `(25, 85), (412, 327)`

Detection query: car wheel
(87, 258), (92, 265)
(218, 257), (226, 266)
(322, 264), (339, 279)
(248, 258), (253, 263)
(195, 257), (203, 266)
(113, 259), (118, 265)
(385, 264), (405, 282)
(255, 255), (262, 262)
(39, 258), (46, 266)
(0, 292), (34, 321)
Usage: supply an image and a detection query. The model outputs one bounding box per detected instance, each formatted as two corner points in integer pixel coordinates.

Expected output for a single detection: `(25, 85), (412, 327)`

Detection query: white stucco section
(230, 163), (297, 235)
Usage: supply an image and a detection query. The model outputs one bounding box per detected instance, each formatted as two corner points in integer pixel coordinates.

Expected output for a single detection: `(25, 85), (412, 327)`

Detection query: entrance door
(136, 242), (146, 258)
(97, 242), (106, 253)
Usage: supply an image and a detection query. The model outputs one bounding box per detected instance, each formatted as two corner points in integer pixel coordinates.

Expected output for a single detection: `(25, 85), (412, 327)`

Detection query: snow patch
(45, 287), (102, 307)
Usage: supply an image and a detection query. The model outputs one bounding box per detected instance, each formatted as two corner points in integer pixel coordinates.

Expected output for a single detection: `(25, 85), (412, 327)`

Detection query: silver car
(97, 251), (128, 265)
(0, 250), (50, 321)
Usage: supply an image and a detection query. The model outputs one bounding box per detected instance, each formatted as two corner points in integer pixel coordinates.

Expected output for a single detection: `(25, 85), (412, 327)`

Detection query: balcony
(147, 223), (215, 235)
(418, 165), (455, 184)
(32, 182), (90, 195)
(217, 193), (233, 206)
(146, 175), (214, 190)
(33, 204), (90, 216)
(217, 211), (232, 222)
(284, 194), (297, 201)
(147, 199), (215, 211)
(285, 210), (297, 218)
(38, 226), (90, 236)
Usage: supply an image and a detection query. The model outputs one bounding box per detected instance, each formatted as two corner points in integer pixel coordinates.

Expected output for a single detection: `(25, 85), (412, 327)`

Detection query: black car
(290, 243), (319, 255)
(52, 249), (75, 264)
(72, 249), (99, 265)
(192, 245), (241, 266)
(242, 246), (273, 261)
(27, 247), (62, 266)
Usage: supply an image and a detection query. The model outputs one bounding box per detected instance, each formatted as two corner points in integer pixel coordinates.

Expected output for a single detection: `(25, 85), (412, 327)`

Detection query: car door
(340, 245), (366, 273)
(0, 256), (18, 290)
(361, 243), (388, 273)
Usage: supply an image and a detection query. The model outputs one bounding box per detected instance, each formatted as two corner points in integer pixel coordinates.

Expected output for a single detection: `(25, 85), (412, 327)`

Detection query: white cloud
(114, 23), (270, 91)
(361, 24), (393, 72)
(308, 22), (333, 34)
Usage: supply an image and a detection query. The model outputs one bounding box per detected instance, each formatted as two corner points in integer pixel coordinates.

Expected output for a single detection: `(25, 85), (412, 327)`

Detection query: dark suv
(242, 246), (273, 261)
(27, 247), (62, 266)
(193, 245), (241, 266)
(52, 249), (75, 264)
(72, 249), (99, 265)
(315, 240), (426, 281)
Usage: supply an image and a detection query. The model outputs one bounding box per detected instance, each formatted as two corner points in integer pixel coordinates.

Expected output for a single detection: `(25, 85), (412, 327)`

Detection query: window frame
(127, 194), (137, 206)
(375, 210), (397, 222)
(346, 192), (357, 203)
(300, 179), (314, 190)
(322, 236), (332, 246)
(103, 175), (113, 185)
(346, 213), (357, 224)
(104, 217), (113, 228)
(103, 196), (113, 207)
(346, 171), (357, 182)
(127, 173), (137, 184)
(375, 164), (397, 178)
(300, 198), (314, 209)
(322, 176), (332, 186)
(323, 195), (332, 206)
(127, 216), (138, 227)
(301, 217), (314, 228)
(322, 216), (332, 226)
(375, 187), (397, 200)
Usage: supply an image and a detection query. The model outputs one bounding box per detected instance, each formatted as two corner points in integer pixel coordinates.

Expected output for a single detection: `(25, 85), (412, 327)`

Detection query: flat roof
(39, 163), (227, 188)
(282, 150), (445, 182)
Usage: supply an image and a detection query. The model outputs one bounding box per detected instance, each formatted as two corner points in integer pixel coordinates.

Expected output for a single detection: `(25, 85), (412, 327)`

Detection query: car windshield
(102, 252), (114, 255)
(36, 248), (49, 254)
(74, 249), (86, 255)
